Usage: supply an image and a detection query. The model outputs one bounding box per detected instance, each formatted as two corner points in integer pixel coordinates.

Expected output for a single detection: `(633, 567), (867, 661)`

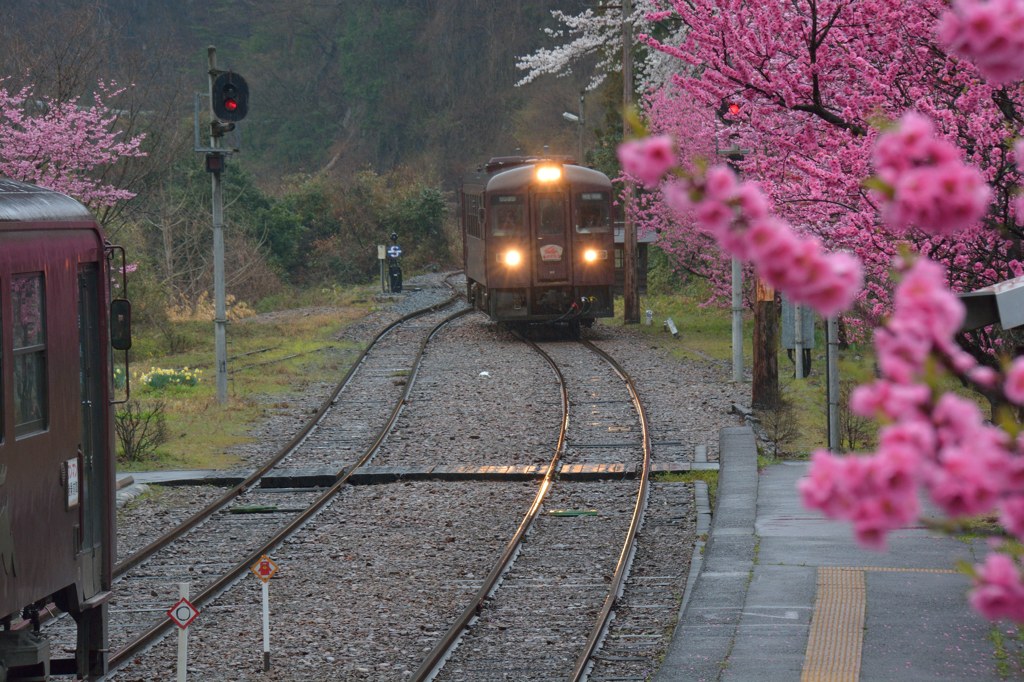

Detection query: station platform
(655, 426), (1010, 681)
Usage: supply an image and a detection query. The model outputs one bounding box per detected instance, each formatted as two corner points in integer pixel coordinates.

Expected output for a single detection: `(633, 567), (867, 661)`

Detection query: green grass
(655, 470), (719, 509)
(116, 289), (373, 472)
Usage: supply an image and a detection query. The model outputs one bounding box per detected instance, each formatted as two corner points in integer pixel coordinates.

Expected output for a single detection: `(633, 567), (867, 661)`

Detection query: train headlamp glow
(505, 250), (522, 266)
(584, 249), (598, 262)
(536, 165), (562, 182)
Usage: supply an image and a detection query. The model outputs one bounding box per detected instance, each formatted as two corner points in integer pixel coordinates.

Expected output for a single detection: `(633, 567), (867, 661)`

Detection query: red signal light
(224, 99), (238, 112)
(728, 103), (740, 115)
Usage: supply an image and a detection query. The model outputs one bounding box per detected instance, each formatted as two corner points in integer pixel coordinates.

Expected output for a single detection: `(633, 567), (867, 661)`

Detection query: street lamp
(561, 92), (585, 164)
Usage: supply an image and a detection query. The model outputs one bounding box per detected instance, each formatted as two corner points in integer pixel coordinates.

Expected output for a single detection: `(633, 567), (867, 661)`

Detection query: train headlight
(536, 165), (562, 182)
(505, 250), (522, 266)
(584, 249), (598, 262)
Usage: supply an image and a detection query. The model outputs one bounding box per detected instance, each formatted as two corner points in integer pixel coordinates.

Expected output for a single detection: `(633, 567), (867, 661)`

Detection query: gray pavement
(655, 426), (1013, 681)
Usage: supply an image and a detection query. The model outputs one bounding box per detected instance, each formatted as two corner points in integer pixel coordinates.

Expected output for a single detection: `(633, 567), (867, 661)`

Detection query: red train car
(0, 178), (128, 681)
(462, 155), (615, 334)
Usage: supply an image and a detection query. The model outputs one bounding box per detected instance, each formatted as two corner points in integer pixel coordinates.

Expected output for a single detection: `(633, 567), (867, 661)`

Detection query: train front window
(537, 194), (565, 235)
(576, 192), (611, 233)
(12, 273), (46, 437)
(490, 195), (524, 237)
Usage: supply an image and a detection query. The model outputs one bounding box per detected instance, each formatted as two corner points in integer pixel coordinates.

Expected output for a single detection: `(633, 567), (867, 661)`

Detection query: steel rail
(410, 327), (570, 682)
(113, 278), (462, 579)
(568, 339), (653, 682)
(107, 304), (472, 671)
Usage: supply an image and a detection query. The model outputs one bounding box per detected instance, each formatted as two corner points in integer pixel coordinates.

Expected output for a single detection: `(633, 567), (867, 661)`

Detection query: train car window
(576, 192), (611, 233)
(490, 195), (524, 237)
(12, 273), (47, 437)
(466, 195), (482, 239)
(537, 194), (565, 235)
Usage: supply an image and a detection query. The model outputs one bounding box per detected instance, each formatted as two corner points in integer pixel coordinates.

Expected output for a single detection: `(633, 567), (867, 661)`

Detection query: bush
(839, 378), (876, 452)
(115, 399), (168, 463)
(756, 395), (801, 456)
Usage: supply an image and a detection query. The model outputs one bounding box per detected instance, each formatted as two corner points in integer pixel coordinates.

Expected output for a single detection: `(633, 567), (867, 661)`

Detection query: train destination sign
(167, 597), (199, 629)
(252, 555), (279, 583)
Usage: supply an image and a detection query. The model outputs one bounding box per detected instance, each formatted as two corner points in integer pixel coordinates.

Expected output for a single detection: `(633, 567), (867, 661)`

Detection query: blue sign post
(387, 245), (402, 259)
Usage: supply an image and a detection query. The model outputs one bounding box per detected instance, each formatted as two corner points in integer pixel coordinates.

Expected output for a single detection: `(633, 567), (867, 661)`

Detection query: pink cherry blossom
(0, 78), (146, 208)
(799, 446), (920, 551)
(632, 0), (1024, 626)
(849, 382), (932, 421)
(1005, 357), (1024, 404)
(1000, 497), (1024, 537)
(874, 114), (992, 235)
(970, 553), (1024, 622)
(938, 0), (1024, 84)
(617, 135), (677, 188)
(666, 164), (863, 317)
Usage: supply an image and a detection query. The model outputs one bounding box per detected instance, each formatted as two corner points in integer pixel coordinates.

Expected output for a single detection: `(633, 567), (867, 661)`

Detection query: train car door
(533, 192), (569, 282)
(77, 265), (104, 597)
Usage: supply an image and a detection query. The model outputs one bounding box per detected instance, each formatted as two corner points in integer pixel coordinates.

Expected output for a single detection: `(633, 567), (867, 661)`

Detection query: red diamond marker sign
(252, 555), (279, 583)
(167, 597), (199, 630)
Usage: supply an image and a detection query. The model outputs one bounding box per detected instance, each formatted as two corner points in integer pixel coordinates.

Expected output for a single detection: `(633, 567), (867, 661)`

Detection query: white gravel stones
(107, 295), (744, 681)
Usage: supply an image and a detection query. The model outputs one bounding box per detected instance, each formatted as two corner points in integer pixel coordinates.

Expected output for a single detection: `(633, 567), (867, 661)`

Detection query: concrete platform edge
(653, 426), (758, 682)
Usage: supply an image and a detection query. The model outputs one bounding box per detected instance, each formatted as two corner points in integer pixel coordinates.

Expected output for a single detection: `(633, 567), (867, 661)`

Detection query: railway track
(88, 312), (720, 680)
(44, 276), (471, 669)
(410, 334), (656, 682)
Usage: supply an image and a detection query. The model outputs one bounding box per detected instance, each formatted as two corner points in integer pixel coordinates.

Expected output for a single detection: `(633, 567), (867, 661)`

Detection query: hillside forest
(0, 0), (631, 334)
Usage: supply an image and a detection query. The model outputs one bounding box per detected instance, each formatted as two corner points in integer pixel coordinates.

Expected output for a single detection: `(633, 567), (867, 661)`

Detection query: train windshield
(575, 192), (611, 233)
(537, 195), (565, 235)
(490, 195), (525, 237)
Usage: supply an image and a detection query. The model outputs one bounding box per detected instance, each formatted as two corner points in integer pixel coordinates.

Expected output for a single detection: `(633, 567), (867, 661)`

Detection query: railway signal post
(198, 46), (249, 405)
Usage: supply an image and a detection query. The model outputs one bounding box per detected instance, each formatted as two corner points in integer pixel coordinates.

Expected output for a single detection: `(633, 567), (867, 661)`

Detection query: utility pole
(622, 0), (640, 324)
(577, 91), (585, 164)
(794, 303), (804, 380)
(208, 47), (228, 406)
(752, 279), (778, 407)
(827, 317), (840, 451)
(732, 257), (743, 382)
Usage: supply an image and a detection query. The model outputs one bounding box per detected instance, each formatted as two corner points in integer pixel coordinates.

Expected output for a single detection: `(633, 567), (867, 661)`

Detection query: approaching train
(0, 178), (131, 681)
(462, 154), (615, 335)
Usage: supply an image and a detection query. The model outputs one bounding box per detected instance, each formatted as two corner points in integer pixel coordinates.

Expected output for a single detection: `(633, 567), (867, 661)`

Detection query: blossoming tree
(615, 0), (1024, 624)
(0, 78), (146, 209)
(515, 0), (680, 91)
(637, 0), (1024, 357)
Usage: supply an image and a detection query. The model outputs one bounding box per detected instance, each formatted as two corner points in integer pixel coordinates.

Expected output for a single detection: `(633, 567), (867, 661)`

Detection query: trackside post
(251, 555), (279, 671)
(166, 584), (199, 682)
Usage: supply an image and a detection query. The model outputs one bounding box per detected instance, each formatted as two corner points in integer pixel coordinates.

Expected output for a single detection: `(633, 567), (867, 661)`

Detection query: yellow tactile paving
(802, 567), (865, 682)
(800, 566), (961, 681)
(859, 566), (958, 574)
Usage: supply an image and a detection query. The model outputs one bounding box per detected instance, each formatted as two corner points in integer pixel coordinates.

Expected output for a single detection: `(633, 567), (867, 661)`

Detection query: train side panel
(0, 222), (114, 679)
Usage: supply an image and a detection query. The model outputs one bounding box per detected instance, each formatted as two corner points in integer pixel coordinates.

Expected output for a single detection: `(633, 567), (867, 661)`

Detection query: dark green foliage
(647, 245), (688, 295)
